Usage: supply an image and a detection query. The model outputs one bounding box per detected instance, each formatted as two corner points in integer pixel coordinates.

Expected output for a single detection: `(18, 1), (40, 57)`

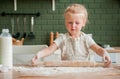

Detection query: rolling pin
(37, 61), (104, 67)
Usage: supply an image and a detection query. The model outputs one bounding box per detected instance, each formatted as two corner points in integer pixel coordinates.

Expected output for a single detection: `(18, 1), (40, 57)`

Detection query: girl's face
(65, 13), (85, 37)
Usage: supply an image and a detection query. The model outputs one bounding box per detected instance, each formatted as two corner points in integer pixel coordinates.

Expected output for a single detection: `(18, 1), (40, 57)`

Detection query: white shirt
(54, 32), (96, 60)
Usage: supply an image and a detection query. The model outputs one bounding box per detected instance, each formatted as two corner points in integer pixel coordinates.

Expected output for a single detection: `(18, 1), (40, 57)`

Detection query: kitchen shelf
(13, 0), (55, 11)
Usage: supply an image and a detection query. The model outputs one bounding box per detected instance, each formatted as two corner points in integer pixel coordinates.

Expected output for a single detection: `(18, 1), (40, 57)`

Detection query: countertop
(106, 47), (120, 53)
(0, 64), (120, 79)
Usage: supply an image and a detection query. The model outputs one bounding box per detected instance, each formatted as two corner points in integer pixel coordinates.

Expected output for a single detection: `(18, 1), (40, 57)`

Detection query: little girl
(32, 4), (111, 67)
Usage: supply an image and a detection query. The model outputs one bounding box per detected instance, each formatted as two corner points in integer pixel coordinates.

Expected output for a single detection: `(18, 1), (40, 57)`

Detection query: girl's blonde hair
(64, 4), (88, 26)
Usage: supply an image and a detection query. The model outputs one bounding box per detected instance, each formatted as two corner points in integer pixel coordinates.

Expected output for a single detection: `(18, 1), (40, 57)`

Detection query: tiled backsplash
(0, 0), (120, 46)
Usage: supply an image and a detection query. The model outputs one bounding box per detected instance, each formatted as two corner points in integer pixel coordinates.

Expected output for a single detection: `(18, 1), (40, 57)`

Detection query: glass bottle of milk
(0, 29), (13, 69)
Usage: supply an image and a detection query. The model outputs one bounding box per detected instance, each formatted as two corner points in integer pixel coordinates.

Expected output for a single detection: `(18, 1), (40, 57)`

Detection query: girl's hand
(102, 52), (111, 67)
(31, 54), (40, 66)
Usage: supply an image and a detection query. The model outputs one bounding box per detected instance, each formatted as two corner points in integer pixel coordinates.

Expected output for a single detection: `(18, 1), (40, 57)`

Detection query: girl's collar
(67, 32), (84, 39)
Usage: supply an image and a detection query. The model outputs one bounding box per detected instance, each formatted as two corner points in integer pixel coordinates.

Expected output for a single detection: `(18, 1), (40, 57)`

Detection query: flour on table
(13, 66), (104, 76)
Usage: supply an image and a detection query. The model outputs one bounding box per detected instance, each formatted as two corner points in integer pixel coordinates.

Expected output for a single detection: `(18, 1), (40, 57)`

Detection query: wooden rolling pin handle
(55, 32), (59, 38)
(50, 32), (54, 45)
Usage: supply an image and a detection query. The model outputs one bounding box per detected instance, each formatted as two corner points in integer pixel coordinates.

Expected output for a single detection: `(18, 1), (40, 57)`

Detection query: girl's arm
(90, 44), (111, 67)
(31, 43), (58, 65)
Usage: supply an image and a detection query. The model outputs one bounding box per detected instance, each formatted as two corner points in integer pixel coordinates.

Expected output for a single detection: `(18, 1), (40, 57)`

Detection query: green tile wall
(0, 0), (120, 46)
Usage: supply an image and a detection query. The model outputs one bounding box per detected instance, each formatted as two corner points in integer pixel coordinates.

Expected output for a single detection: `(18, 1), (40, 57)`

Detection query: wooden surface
(36, 61), (104, 67)
(107, 47), (120, 53)
(0, 64), (120, 79)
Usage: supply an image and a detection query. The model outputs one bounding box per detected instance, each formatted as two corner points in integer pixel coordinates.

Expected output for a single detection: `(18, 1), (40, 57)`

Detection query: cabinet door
(13, 45), (48, 65)
(94, 53), (116, 63)
(116, 53), (120, 64)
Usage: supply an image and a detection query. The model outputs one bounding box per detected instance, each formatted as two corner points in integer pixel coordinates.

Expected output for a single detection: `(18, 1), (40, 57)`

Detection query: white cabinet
(94, 52), (120, 64)
(13, 45), (48, 65)
(116, 53), (120, 64)
(94, 53), (116, 63)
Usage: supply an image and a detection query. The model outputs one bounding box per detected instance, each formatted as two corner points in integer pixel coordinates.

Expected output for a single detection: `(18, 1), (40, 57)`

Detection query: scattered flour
(13, 66), (104, 76)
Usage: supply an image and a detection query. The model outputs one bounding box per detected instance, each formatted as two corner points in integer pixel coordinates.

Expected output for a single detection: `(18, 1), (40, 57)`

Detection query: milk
(0, 29), (13, 69)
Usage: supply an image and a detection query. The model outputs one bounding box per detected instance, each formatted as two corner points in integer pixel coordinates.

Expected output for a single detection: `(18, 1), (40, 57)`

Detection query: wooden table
(107, 47), (120, 53)
(0, 64), (120, 79)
